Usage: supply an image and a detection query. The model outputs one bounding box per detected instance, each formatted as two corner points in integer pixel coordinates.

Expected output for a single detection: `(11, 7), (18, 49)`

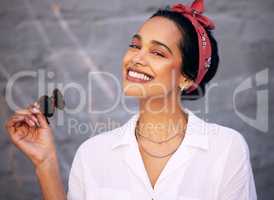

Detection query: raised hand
(5, 102), (57, 168)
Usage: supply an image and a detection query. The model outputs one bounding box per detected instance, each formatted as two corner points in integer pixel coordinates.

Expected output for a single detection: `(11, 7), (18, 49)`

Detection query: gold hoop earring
(179, 84), (185, 92)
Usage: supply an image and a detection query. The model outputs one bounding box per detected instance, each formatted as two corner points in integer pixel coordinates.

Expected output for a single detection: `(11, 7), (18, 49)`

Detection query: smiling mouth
(126, 68), (154, 82)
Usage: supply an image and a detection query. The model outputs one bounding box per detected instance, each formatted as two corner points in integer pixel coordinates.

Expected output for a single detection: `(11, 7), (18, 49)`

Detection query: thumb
(31, 102), (50, 129)
(35, 112), (50, 129)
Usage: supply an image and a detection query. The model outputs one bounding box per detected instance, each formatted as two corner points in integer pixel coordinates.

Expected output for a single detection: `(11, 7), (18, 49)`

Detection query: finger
(15, 109), (32, 115)
(29, 114), (40, 127)
(26, 103), (48, 128)
(24, 115), (36, 127)
(12, 114), (36, 128)
(34, 101), (40, 109)
(30, 106), (40, 114)
(23, 101), (49, 128)
(27, 102), (39, 114)
(26, 105), (41, 127)
(5, 115), (25, 129)
(14, 121), (22, 128)
(5, 115), (28, 137)
(32, 109), (49, 128)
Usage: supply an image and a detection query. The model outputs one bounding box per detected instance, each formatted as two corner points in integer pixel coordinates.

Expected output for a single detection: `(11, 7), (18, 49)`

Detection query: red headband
(170, 0), (215, 93)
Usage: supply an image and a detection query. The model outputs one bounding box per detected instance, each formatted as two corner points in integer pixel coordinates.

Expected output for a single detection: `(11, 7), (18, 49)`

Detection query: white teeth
(128, 70), (152, 81)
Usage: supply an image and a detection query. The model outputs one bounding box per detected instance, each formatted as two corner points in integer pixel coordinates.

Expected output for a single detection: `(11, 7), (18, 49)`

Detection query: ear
(179, 74), (194, 90)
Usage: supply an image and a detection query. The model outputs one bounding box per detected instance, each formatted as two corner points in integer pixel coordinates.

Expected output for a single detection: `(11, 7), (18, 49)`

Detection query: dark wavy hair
(150, 9), (219, 100)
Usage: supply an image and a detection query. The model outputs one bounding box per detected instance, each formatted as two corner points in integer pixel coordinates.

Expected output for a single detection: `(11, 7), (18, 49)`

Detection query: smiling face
(122, 16), (189, 98)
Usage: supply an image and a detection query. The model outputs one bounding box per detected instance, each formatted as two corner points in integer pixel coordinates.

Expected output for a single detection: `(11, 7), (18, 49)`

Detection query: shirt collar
(111, 108), (209, 151)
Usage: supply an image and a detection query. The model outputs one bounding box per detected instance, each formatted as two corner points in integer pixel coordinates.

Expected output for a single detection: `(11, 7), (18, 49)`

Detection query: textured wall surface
(0, 0), (274, 199)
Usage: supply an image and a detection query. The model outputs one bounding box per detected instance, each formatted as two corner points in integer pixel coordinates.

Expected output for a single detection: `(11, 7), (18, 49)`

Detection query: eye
(129, 44), (141, 49)
(151, 51), (165, 57)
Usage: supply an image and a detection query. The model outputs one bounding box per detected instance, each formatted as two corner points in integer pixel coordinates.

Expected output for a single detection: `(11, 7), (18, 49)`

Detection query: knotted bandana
(168, 0), (215, 93)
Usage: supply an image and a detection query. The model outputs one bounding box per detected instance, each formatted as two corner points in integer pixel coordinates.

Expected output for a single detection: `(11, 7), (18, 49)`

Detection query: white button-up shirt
(67, 109), (257, 200)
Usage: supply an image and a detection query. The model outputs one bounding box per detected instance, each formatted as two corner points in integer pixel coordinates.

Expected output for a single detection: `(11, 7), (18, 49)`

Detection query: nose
(131, 50), (148, 66)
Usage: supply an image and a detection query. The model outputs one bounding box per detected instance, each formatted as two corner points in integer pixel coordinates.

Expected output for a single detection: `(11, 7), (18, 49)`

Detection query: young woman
(5, 0), (257, 199)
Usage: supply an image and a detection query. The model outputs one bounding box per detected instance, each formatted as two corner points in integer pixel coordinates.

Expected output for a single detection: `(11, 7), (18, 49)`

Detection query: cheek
(122, 50), (133, 67)
(153, 61), (181, 88)
(155, 59), (178, 78)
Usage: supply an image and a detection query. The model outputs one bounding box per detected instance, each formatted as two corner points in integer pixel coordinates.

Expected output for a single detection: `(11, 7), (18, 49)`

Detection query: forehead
(137, 16), (182, 46)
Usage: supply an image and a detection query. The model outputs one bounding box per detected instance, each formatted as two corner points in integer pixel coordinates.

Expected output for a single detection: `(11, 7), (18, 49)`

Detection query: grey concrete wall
(0, 0), (273, 199)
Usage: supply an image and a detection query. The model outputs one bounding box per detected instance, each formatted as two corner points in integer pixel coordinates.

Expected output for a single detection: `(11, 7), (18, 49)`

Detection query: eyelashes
(152, 51), (165, 57)
(129, 44), (140, 49)
(128, 44), (165, 58)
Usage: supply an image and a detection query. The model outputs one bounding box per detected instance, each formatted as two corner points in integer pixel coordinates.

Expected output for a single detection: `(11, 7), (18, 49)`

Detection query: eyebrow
(132, 34), (173, 55)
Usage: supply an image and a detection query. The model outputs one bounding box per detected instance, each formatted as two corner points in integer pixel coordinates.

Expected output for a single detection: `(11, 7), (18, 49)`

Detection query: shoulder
(76, 125), (123, 157)
(68, 125), (128, 183)
(187, 109), (249, 157)
(206, 121), (250, 159)
(72, 113), (139, 167)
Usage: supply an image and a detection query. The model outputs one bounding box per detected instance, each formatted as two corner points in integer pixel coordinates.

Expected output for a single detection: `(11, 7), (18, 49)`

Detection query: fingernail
(28, 119), (35, 127)
(31, 116), (39, 125)
(34, 102), (40, 108)
(35, 120), (41, 128)
(32, 107), (40, 113)
(35, 122), (41, 128)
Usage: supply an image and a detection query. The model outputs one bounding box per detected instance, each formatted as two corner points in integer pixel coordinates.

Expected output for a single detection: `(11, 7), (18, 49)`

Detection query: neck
(137, 90), (188, 141)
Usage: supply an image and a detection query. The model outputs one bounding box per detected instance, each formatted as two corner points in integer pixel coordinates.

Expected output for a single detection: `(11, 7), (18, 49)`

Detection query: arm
(35, 153), (66, 200)
(5, 102), (66, 200)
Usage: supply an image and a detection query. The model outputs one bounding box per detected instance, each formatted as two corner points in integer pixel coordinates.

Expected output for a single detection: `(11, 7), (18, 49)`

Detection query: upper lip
(127, 67), (154, 78)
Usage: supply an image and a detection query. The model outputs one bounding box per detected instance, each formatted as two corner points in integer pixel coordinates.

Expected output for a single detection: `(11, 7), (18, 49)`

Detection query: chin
(123, 86), (145, 97)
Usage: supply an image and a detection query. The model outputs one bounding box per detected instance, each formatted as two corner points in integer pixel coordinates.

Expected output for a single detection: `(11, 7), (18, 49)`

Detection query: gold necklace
(135, 120), (186, 144)
(134, 117), (187, 159)
(137, 137), (182, 158)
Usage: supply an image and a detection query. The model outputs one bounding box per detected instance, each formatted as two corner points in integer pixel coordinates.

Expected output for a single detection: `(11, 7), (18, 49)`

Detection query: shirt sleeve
(217, 132), (257, 200)
(67, 146), (86, 200)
